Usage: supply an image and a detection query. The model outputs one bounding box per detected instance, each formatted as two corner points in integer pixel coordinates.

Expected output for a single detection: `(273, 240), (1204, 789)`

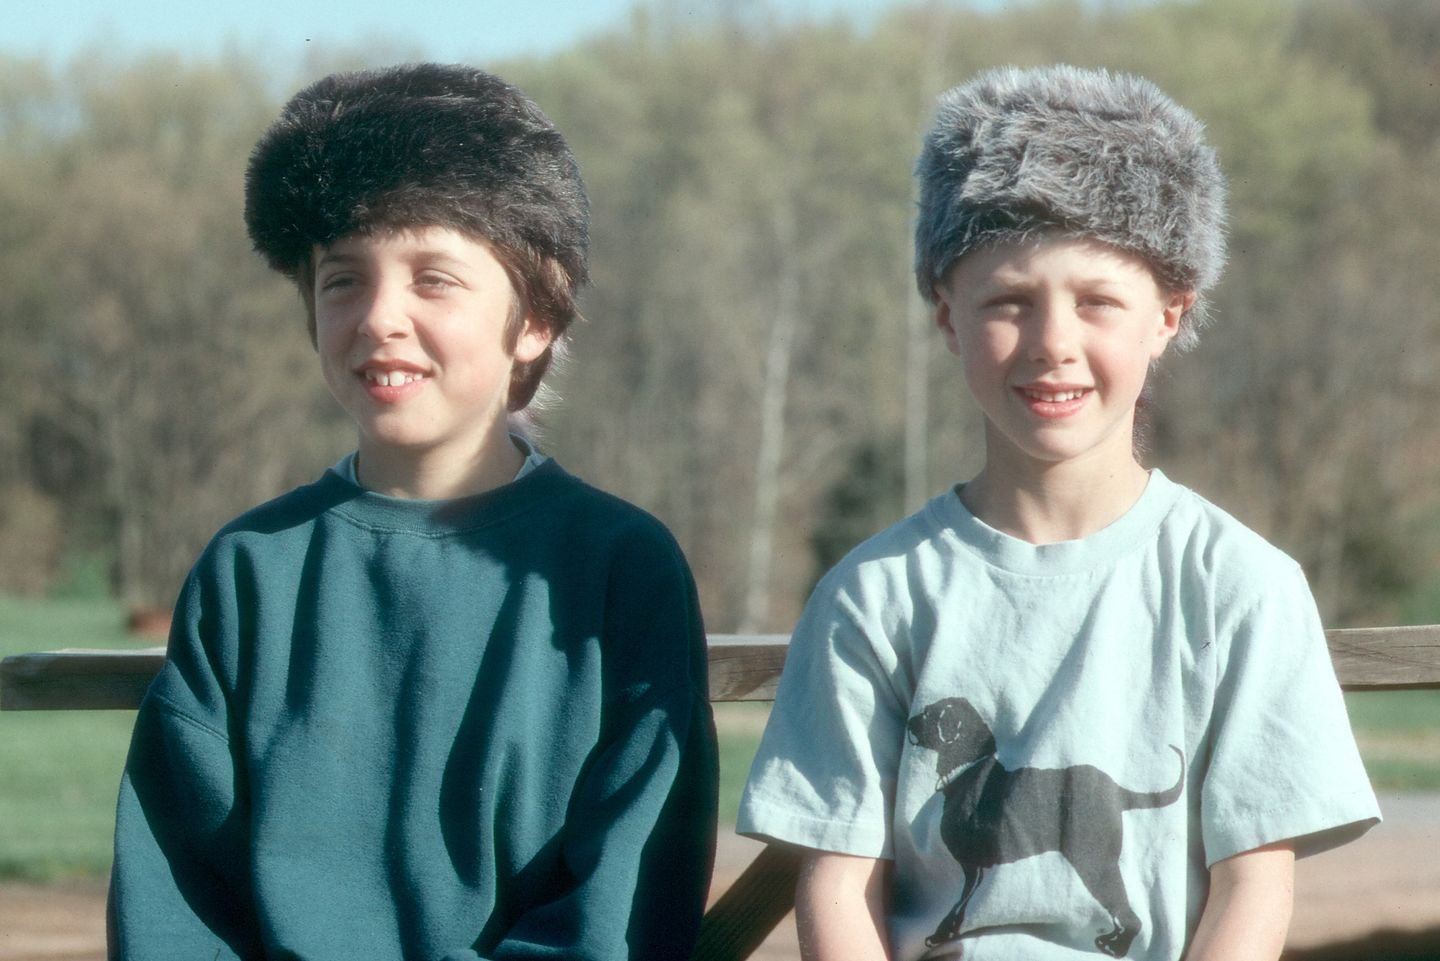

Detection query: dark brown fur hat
(244, 61), (589, 296)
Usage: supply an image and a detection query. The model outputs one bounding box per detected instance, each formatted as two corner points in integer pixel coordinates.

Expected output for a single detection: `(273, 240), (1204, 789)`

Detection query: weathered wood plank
(0, 647), (166, 711)
(4, 627), (1440, 711)
(707, 635), (790, 702)
(0, 639), (792, 709)
(692, 843), (804, 961)
(1328, 625), (1440, 691)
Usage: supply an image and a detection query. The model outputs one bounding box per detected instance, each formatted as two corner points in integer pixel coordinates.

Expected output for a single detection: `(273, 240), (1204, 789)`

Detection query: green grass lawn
(2, 596), (1437, 881)
(714, 702), (769, 826)
(0, 597), (142, 880)
(1346, 689), (1440, 792)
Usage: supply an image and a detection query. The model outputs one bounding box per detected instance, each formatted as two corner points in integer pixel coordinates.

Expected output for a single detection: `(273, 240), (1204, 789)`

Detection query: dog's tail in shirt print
(1119, 745), (1184, 811)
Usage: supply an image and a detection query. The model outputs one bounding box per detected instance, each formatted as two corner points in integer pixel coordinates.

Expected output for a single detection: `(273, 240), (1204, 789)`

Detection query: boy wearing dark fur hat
(109, 63), (717, 961)
(739, 65), (1378, 961)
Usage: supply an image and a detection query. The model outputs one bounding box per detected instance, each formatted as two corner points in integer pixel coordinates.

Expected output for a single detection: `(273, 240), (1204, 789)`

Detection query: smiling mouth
(1020, 386), (1089, 403)
(361, 369), (428, 387)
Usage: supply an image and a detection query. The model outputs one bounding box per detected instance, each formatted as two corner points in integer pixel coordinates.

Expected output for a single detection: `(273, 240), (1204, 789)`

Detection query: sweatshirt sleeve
(463, 522), (719, 961)
(108, 568), (259, 961)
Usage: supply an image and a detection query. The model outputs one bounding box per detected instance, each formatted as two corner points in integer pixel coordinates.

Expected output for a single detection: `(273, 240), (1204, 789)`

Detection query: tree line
(3, 0), (1439, 630)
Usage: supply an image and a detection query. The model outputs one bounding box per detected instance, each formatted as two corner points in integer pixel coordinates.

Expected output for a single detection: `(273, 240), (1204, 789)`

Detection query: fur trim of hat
(244, 62), (589, 294)
(915, 64), (1226, 346)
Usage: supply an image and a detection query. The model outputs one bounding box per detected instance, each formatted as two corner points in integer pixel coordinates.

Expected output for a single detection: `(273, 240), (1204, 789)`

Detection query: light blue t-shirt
(739, 470), (1378, 961)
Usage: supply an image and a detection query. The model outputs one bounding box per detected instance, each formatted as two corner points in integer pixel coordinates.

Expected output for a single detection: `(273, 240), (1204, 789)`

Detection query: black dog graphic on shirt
(907, 697), (1184, 958)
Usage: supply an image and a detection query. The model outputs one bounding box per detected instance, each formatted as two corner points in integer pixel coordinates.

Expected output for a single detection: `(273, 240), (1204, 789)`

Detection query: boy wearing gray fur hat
(109, 63), (717, 960)
(739, 65), (1378, 961)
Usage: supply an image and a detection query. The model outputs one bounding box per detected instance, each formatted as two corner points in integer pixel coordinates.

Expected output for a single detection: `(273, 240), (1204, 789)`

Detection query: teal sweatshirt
(109, 460), (718, 960)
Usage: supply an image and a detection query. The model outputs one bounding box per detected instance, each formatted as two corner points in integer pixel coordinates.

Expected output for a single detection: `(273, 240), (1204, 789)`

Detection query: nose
(354, 280), (410, 343)
(1026, 297), (1079, 366)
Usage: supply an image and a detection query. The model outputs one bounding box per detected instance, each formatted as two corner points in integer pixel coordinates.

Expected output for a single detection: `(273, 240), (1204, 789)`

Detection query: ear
(512, 314), (555, 364)
(1151, 289), (1196, 359)
(933, 283), (963, 357)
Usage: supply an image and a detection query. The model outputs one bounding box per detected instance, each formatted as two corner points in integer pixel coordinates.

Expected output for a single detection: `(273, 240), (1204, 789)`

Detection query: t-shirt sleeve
(1200, 562), (1380, 865)
(737, 574), (909, 859)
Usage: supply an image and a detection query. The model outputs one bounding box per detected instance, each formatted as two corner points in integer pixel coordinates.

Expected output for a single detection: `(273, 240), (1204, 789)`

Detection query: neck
(963, 438), (1150, 545)
(356, 426), (523, 501)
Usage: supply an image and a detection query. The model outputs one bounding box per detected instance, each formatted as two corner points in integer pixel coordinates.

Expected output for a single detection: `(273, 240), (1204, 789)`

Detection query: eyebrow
(314, 251), (362, 269)
(978, 273), (1133, 293)
(970, 273), (1034, 296)
(314, 250), (474, 272)
(408, 252), (473, 272)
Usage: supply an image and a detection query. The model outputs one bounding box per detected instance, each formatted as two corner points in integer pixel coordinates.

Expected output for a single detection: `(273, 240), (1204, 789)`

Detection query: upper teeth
(365, 370), (423, 387)
(1026, 388), (1085, 402)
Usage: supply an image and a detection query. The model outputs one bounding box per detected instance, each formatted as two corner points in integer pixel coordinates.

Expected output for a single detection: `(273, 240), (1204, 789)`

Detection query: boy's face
(933, 234), (1191, 477)
(313, 226), (551, 474)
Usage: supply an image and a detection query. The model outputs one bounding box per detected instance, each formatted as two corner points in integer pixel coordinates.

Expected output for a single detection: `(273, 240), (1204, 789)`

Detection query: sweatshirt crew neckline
(316, 457), (570, 535)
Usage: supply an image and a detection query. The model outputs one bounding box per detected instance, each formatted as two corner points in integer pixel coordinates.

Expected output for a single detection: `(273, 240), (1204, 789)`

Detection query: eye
(979, 295), (1027, 318)
(979, 296), (1036, 322)
(1076, 295), (1122, 314)
(317, 272), (360, 296)
(413, 271), (462, 295)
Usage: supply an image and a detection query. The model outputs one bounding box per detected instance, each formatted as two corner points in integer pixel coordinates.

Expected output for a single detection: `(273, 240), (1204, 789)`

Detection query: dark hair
(245, 63), (590, 409)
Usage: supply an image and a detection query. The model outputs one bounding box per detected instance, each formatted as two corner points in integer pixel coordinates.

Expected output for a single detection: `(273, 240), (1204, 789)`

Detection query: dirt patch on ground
(0, 880), (106, 961)
(1286, 793), (1440, 950)
(4, 795), (1435, 961)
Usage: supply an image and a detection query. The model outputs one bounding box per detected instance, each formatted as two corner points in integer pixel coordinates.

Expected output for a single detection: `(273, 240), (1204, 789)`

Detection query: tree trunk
(739, 207), (801, 634)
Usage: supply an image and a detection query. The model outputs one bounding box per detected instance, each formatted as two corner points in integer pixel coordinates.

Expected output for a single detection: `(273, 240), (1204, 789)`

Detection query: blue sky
(5, 0), (918, 66)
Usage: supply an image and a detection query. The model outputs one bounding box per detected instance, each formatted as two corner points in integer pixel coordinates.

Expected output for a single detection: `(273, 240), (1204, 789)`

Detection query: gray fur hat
(244, 61), (589, 299)
(915, 64), (1226, 346)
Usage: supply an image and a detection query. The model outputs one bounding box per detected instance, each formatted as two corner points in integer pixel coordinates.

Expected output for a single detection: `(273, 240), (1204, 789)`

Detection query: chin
(358, 423), (440, 453)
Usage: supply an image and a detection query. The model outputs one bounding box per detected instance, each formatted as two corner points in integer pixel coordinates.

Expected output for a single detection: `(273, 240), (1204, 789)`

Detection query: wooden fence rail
(3, 626), (1439, 960)
(4, 628), (1440, 712)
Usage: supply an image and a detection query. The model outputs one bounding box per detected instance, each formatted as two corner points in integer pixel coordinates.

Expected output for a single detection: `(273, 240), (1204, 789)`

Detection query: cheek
(438, 322), (512, 382)
(1094, 342), (1152, 392)
(959, 345), (1009, 406)
(313, 318), (355, 384)
(312, 303), (348, 349)
(315, 328), (349, 374)
(958, 324), (1015, 374)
